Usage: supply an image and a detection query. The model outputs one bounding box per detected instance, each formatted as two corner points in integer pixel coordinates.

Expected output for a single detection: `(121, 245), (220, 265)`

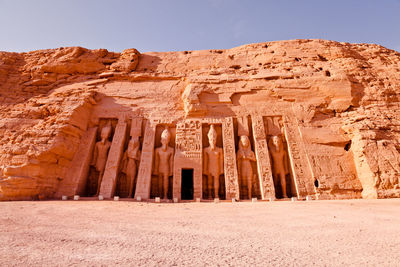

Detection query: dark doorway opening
(181, 169), (194, 200)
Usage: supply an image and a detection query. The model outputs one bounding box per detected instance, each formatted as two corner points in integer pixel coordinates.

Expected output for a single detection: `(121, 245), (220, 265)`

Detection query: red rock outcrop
(1, 39), (399, 200)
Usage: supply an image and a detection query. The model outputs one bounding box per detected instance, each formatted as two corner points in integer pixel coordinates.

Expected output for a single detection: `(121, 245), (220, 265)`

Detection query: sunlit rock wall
(1, 39), (399, 200)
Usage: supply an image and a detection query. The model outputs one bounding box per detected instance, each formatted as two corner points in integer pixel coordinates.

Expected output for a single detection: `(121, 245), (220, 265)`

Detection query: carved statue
(268, 135), (289, 198)
(203, 125), (224, 198)
(237, 135), (257, 199)
(154, 127), (174, 199)
(121, 136), (141, 197)
(91, 122), (112, 196)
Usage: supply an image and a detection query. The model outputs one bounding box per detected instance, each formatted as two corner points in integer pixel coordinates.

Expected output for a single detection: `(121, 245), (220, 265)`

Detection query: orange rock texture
(1, 39), (399, 201)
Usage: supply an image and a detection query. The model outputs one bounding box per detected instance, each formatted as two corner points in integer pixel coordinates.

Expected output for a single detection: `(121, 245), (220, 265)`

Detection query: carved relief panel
(309, 148), (361, 199)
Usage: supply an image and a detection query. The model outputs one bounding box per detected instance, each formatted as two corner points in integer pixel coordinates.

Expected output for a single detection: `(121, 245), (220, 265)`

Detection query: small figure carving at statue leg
(154, 127), (174, 200)
(237, 135), (257, 199)
(91, 122), (112, 196)
(268, 135), (289, 198)
(203, 125), (224, 199)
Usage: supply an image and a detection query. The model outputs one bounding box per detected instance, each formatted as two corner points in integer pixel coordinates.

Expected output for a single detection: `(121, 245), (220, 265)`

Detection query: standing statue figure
(154, 127), (174, 199)
(268, 135), (289, 198)
(121, 136), (141, 197)
(91, 122), (112, 196)
(203, 125), (224, 199)
(237, 135), (257, 199)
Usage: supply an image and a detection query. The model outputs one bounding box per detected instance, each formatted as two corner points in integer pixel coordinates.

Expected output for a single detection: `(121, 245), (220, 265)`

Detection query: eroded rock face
(1, 39), (399, 200)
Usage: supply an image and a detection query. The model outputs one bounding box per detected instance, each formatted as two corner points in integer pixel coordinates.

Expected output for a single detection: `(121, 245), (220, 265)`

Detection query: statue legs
(207, 175), (213, 199)
(158, 174), (169, 199)
(279, 172), (288, 198)
(96, 170), (104, 196)
(127, 160), (137, 198)
(246, 174), (252, 199)
(214, 175), (219, 199)
(163, 174), (169, 199)
(158, 174), (163, 198)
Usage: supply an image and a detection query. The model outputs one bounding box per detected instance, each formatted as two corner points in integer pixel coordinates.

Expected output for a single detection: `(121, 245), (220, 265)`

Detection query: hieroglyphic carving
(251, 115), (275, 200)
(282, 115), (315, 198)
(222, 117), (240, 200)
(175, 120), (202, 158)
(173, 120), (202, 200)
(201, 118), (224, 124)
(134, 120), (156, 200)
(99, 120), (128, 198)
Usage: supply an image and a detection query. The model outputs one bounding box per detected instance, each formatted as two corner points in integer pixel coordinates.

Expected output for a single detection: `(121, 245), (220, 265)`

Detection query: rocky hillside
(1, 39), (399, 200)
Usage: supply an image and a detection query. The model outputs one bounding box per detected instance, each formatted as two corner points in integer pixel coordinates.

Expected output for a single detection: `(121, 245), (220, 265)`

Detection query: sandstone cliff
(1, 39), (399, 200)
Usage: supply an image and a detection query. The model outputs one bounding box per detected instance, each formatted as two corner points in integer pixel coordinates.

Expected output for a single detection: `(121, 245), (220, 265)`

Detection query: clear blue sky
(1, 0), (399, 53)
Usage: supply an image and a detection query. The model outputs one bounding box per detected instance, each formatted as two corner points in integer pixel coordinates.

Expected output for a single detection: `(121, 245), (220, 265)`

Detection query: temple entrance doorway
(181, 169), (194, 200)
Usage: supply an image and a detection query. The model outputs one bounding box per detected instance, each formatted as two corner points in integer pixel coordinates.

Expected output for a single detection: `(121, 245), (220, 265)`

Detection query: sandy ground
(0, 199), (399, 266)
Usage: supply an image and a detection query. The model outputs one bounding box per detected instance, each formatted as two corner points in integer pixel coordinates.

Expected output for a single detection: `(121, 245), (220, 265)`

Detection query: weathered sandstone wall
(1, 39), (399, 200)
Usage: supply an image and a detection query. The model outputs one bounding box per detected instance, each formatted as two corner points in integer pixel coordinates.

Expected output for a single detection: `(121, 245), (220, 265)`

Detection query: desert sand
(1, 199), (399, 266)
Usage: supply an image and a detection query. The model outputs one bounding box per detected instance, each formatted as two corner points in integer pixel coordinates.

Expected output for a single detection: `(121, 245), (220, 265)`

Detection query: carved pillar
(282, 115), (315, 198)
(134, 120), (156, 200)
(251, 115), (276, 200)
(99, 120), (128, 198)
(56, 127), (98, 197)
(222, 117), (240, 200)
(173, 120), (202, 200)
(172, 164), (182, 201)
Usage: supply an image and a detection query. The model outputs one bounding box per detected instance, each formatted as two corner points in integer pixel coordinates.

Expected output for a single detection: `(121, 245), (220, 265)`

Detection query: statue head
(208, 125), (217, 148)
(130, 136), (140, 149)
(160, 127), (171, 146)
(100, 122), (112, 141)
(271, 135), (282, 150)
(239, 135), (250, 150)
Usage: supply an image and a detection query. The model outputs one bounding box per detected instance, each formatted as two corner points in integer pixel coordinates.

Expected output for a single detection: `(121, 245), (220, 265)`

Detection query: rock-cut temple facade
(1, 39), (400, 201)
